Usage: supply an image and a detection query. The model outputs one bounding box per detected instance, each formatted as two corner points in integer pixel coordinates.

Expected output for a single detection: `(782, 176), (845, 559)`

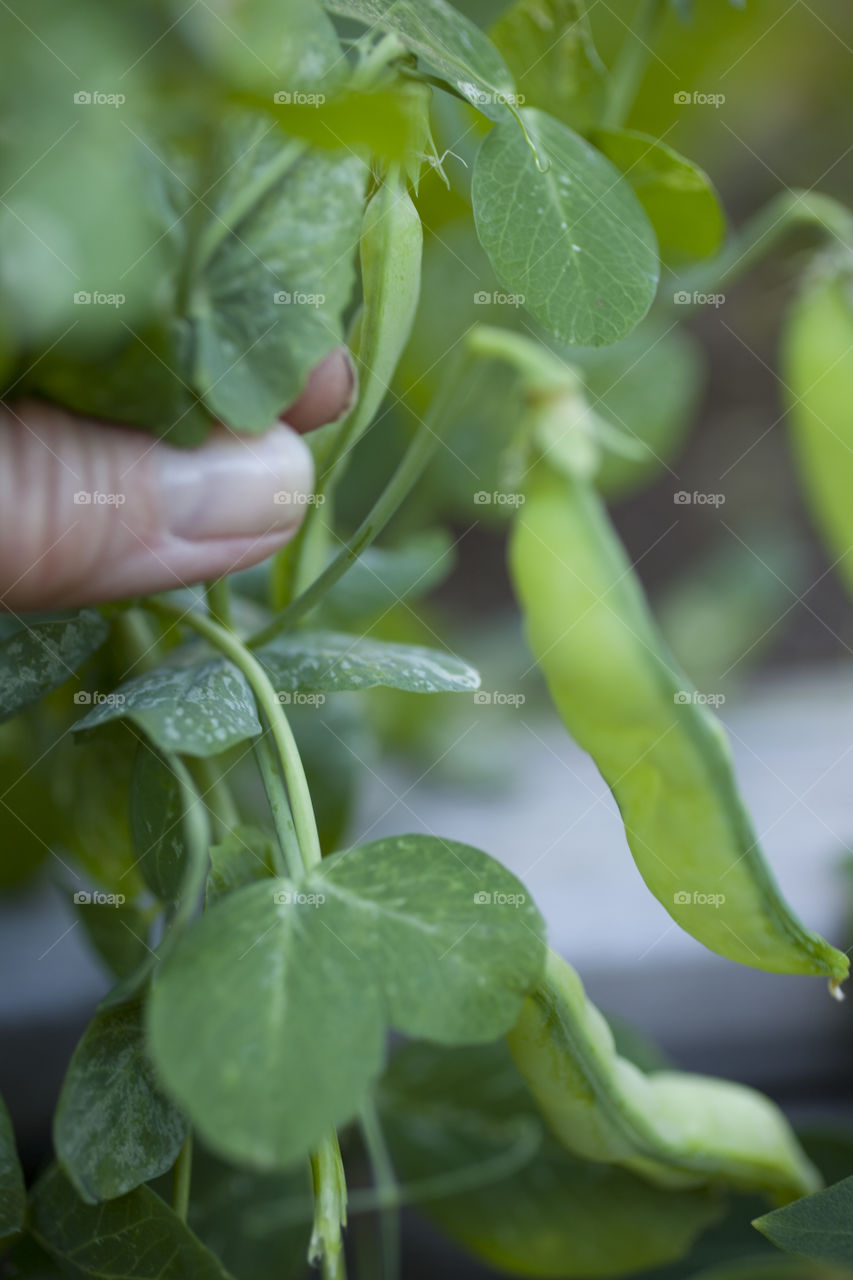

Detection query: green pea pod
(509, 462), (848, 984)
(343, 164), (423, 452)
(508, 949), (820, 1203)
(784, 270), (853, 597)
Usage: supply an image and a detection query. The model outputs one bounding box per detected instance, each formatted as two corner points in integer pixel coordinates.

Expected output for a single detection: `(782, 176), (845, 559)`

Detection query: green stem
(359, 1101), (400, 1280)
(253, 727), (304, 878)
(671, 189), (853, 303)
(205, 577), (234, 631)
(144, 603), (322, 869)
(309, 1132), (349, 1280)
(172, 1133), (193, 1223)
(249, 352), (471, 646)
(602, 0), (665, 129)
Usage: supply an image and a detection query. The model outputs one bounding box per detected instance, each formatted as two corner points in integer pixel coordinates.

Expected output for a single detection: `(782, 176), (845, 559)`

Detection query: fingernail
(283, 346), (359, 434)
(159, 425), (315, 540)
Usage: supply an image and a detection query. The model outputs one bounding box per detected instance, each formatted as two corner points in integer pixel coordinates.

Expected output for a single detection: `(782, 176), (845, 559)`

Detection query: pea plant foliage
(2, 1), (853, 1278)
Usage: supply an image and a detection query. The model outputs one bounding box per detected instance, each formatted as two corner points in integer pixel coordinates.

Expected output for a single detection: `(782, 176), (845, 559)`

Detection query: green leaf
(783, 272), (853, 597)
(0, 1093), (25, 1241)
(54, 1001), (188, 1204)
(191, 124), (367, 430)
(148, 835), (545, 1168)
(380, 1041), (723, 1279)
(592, 128), (725, 264)
(754, 1176), (853, 1268)
(687, 1261), (853, 1280)
(257, 630), (481, 694)
(29, 1165), (235, 1279)
(0, 611), (109, 725)
(130, 742), (188, 904)
(206, 825), (277, 906)
(324, 0), (517, 120)
(490, 0), (606, 133)
(321, 531), (456, 625)
(473, 108), (659, 346)
(74, 658), (262, 757)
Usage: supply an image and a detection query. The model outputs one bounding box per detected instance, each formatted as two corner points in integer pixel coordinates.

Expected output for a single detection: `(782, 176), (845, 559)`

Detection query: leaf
(206, 825), (277, 906)
(324, 0), (517, 120)
(256, 630), (481, 694)
(74, 658), (262, 757)
(473, 108), (659, 346)
(379, 1041), (723, 1278)
(75, 901), (153, 981)
(783, 272), (853, 597)
(688, 1261), (853, 1280)
(0, 1093), (25, 1241)
(191, 126), (367, 430)
(754, 1176), (853, 1268)
(321, 531), (456, 625)
(130, 742), (188, 904)
(54, 1001), (188, 1204)
(0, 611), (109, 724)
(29, 1165), (235, 1279)
(490, 0), (606, 133)
(148, 835), (545, 1168)
(592, 128), (725, 264)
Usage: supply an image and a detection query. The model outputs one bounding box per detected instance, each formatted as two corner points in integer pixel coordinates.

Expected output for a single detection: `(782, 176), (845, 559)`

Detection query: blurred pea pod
(508, 950), (820, 1203)
(509, 460), (848, 984)
(783, 268), (853, 597)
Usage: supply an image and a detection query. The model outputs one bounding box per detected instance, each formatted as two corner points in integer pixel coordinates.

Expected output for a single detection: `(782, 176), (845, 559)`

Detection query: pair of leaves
(147, 834), (546, 1169)
(379, 1040), (723, 1278)
(0, 611), (109, 725)
(75, 630), (480, 757)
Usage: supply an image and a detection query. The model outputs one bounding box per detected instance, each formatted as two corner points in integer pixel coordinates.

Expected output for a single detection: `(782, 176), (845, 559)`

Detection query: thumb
(0, 401), (315, 612)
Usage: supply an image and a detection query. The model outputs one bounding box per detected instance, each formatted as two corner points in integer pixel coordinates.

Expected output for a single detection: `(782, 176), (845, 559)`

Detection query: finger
(0, 401), (314, 612)
(283, 346), (357, 434)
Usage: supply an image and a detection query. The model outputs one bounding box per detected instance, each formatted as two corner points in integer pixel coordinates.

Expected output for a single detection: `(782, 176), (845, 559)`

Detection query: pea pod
(508, 949), (820, 1203)
(783, 269), (853, 597)
(509, 461), (848, 984)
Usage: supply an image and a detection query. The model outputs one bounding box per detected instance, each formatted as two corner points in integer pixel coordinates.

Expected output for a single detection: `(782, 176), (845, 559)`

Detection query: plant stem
(602, 0), (666, 129)
(145, 602), (323, 869)
(309, 1132), (349, 1280)
(359, 1101), (400, 1280)
(248, 351), (471, 646)
(670, 189), (853, 303)
(252, 727), (304, 878)
(172, 1133), (193, 1223)
(205, 577), (233, 630)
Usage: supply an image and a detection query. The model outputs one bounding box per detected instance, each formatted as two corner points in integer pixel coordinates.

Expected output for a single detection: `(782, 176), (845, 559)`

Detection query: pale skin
(0, 347), (355, 612)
